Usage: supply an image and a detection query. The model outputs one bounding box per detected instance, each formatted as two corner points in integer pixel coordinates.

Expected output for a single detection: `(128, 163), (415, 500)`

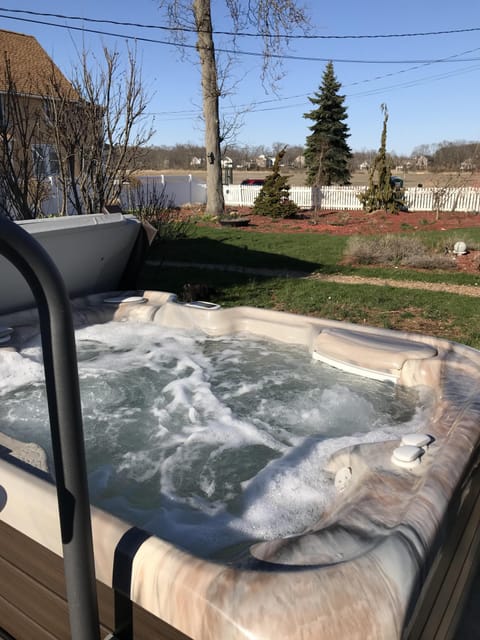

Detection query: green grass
(151, 226), (345, 273)
(151, 225), (480, 285)
(139, 225), (480, 349)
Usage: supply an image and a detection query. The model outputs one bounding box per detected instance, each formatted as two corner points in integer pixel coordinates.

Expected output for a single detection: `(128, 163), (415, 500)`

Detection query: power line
(2, 5), (476, 121)
(136, 50), (480, 119)
(2, 12), (480, 64)
(1, 7), (480, 41)
(0, 15), (181, 49)
(3, 5), (480, 127)
(347, 63), (480, 98)
(150, 62), (480, 121)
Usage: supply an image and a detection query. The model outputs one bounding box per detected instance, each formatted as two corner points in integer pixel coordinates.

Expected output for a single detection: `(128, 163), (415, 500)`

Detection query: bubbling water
(0, 321), (433, 558)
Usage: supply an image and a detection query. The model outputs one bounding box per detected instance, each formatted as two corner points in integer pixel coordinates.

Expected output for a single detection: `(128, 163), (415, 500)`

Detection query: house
(460, 158), (475, 172)
(0, 29), (78, 217)
(0, 29), (77, 173)
(256, 154), (275, 169)
(414, 155), (429, 170)
(294, 154), (306, 168)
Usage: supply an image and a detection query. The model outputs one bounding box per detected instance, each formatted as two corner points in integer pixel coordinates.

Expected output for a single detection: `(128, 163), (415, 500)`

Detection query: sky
(2, 1), (480, 156)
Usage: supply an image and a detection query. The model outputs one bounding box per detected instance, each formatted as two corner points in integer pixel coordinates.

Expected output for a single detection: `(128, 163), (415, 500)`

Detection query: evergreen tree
(253, 146), (298, 219)
(358, 104), (401, 213)
(303, 62), (352, 186)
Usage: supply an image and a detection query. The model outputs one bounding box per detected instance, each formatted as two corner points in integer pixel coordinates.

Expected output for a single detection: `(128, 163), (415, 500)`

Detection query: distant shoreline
(134, 168), (480, 189)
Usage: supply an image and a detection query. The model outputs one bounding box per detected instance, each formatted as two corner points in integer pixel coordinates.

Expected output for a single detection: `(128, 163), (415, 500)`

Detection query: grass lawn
(139, 226), (480, 349)
(151, 225), (480, 285)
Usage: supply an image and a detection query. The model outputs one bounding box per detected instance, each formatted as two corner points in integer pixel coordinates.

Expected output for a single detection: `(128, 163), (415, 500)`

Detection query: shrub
(124, 179), (192, 245)
(399, 254), (456, 270)
(345, 234), (458, 270)
(253, 146), (298, 219)
(345, 234), (427, 265)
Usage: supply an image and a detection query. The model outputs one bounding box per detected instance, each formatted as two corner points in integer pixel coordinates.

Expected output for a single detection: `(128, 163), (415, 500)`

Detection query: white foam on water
(0, 349), (44, 394)
(0, 321), (434, 557)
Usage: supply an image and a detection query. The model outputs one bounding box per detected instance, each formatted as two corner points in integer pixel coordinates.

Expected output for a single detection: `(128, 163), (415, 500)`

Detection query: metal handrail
(0, 217), (100, 640)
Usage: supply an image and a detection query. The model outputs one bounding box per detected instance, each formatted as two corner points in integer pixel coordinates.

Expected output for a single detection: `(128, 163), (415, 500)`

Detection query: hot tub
(0, 290), (479, 640)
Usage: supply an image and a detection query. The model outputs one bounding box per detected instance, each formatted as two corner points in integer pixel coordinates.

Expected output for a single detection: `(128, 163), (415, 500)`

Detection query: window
(31, 144), (59, 176)
(48, 145), (60, 175)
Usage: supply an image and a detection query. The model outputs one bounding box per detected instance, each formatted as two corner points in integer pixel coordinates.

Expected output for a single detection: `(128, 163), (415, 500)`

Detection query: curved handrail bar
(0, 217), (100, 640)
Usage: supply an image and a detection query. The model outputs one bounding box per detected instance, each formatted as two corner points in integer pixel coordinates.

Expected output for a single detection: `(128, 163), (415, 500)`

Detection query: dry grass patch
(344, 234), (457, 270)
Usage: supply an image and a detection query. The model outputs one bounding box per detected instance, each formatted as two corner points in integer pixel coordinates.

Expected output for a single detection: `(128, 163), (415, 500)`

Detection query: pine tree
(253, 146), (298, 219)
(303, 62), (352, 186)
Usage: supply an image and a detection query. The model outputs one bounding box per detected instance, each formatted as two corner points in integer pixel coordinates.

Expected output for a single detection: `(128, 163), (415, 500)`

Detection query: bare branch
(156, 0), (310, 215)
(50, 44), (154, 214)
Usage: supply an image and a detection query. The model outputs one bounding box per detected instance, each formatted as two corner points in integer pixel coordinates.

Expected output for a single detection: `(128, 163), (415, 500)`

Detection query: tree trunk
(193, 0), (224, 216)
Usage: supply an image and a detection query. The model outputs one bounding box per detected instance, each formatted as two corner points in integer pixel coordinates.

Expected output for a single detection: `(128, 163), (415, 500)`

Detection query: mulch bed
(215, 208), (480, 236)
(183, 205), (480, 236)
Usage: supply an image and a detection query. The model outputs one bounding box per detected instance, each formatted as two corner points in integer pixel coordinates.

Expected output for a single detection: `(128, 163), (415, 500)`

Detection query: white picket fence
(309, 186), (366, 211)
(223, 184), (480, 213)
(223, 184), (321, 209)
(404, 186), (480, 213)
(35, 176), (480, 215)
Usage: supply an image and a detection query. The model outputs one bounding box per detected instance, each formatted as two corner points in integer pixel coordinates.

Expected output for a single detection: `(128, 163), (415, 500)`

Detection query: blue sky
(2, 1), (480, 155)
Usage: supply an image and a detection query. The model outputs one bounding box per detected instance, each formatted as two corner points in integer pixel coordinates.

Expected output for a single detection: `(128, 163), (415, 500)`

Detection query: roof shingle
(0, 28), (75, 97)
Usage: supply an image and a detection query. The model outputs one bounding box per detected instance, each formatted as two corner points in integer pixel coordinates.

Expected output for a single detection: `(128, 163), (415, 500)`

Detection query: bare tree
(156, 0), (310, 216)
(48, 46), (154, 215)
(431, 140), (480, 171)
(429, 170), (474, 220)
(0, 57), (52, 219)
(0, 45), (153, 219)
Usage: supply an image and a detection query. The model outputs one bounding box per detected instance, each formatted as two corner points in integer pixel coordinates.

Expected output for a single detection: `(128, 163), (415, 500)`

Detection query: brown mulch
(216, 208), (480, 237)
